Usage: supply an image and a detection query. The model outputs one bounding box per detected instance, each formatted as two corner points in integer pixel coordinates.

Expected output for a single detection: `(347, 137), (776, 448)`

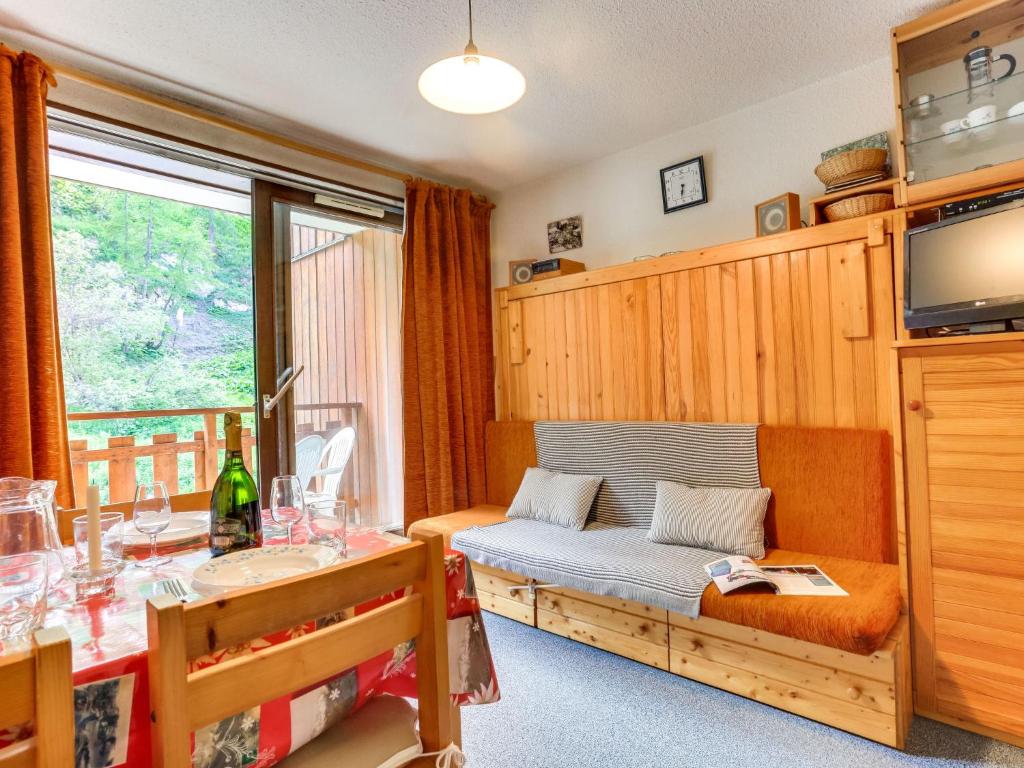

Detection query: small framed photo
(754, 193), (801, 237)
(660, 156), (707, 214)
(547, 215), (583, 253)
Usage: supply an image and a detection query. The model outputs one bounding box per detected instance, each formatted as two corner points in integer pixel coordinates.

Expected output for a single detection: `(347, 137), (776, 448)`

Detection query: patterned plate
(191, 545), (340, 595)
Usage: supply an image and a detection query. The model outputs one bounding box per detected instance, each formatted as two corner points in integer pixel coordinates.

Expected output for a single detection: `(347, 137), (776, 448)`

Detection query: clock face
(660, 156), (707, 213)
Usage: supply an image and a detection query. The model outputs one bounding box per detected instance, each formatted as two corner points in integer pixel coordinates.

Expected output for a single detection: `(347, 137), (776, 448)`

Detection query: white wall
(491, 57), (895, 287)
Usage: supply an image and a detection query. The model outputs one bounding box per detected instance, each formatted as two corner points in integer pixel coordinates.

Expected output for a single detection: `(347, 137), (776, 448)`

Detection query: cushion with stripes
(506, 467), (603, 530)
(647, 480), (772, 558)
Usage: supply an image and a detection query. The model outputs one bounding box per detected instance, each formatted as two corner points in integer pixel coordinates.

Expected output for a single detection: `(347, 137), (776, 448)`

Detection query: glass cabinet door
(897, 2), (1024, 190)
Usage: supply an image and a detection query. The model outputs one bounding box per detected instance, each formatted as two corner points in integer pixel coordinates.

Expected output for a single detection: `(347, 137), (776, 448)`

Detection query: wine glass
(270, 476), (305, 545)
(133, 482), (172, 568)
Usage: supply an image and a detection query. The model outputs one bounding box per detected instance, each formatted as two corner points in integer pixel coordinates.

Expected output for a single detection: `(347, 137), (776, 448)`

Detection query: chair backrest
(146, 530), (452, 768)
(319, 427), (356, 499)
(295, 434), (326, 491)
(58, 490), (210, 545)
(0, 628), (75, 768)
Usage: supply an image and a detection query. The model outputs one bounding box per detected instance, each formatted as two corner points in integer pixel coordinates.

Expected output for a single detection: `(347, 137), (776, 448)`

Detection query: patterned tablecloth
(0, 519), (499, 768)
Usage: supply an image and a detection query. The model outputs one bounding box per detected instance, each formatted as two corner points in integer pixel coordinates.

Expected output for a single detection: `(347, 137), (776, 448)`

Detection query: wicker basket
(814, 148), (888, 187)
(823, 193), (894, 222)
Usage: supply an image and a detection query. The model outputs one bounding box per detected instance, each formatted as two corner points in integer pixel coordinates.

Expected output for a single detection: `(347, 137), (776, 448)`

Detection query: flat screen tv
(905, 201), (1024, 330)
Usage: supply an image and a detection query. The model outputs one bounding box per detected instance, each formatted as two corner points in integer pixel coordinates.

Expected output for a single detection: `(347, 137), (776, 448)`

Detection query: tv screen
(906, 203), (1024, 329)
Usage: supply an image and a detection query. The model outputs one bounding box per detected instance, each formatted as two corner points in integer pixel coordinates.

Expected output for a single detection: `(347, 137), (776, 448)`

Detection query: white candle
(86, 485), (102, 574)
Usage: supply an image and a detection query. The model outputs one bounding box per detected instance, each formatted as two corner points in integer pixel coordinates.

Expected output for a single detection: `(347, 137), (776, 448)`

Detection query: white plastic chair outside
(305, 427), (356, 505)
(295, 434), (326, 492)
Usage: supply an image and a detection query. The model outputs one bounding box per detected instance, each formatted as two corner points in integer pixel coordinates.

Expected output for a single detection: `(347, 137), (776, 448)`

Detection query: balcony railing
(67, 403), (363, 506)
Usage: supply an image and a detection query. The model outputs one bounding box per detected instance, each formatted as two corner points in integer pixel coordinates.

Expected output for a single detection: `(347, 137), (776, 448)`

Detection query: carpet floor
(461, 613), (1024, 768)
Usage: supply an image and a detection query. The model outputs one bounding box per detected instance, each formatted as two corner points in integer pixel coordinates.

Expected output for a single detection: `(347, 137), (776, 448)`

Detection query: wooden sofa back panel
(758, 425), (894, 564)
(484, 421), (537, 506)
(481, 420), (894, 564)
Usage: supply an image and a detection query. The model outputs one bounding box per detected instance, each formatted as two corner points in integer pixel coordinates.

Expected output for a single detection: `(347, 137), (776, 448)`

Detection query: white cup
(961, 105), (997, 130)
(940, 119), (964, 143)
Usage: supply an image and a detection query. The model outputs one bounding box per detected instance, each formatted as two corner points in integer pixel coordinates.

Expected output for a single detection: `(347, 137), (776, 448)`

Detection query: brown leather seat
(699, 549), (901, 655)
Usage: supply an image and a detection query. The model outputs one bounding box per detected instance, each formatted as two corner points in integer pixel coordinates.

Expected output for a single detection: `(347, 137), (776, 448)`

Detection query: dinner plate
(191, 545), (339, 595)
(115, 511), (208, 546)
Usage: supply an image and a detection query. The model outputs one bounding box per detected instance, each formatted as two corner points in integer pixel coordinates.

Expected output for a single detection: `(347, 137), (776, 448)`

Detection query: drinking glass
(133, 482), (172, 568)
(0, 553), (48, 641)
(270, 475), (305, 545)
(307, 500), (347, 556)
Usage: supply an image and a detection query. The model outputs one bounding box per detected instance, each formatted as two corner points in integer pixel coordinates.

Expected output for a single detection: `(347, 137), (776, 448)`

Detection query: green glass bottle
(209, 411), (262, 556)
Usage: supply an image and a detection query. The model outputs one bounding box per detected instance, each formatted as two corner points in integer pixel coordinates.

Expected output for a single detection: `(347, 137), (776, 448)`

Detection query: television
(905, 200), (1024, 330)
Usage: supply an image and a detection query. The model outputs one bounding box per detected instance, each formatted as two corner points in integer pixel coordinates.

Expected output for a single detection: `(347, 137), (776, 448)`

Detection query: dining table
(0, 513), (500, 768)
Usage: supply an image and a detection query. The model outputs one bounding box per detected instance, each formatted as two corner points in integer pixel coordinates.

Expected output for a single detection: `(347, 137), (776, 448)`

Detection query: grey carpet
(461, 613), (1024, 768)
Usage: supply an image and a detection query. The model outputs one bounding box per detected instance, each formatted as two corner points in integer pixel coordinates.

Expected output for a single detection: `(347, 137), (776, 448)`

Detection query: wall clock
(660, 156), (707, 214)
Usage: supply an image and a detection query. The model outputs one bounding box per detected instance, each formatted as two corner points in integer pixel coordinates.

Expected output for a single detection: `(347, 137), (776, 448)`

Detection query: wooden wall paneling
(769, 252), (798, 424)
(688, 269), (714, 422)
(563, 291), (581, 420)
(789, 250), (815, 425)
(660, 271), (695, 421)
(645, 276), (667, 421)
(735, 259), (759, 423)
(752, 256), (779, 423)
(703, 266), (729, 422)
(494, 291), (512, 420)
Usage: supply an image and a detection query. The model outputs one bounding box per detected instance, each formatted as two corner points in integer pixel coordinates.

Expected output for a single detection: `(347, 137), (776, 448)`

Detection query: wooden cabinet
(902, 343), (1024, 746)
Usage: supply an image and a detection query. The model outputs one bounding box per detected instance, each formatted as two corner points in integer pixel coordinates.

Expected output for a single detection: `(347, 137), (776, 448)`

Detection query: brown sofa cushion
(699, 548), (901, 655)
(407, 505), (508, 546)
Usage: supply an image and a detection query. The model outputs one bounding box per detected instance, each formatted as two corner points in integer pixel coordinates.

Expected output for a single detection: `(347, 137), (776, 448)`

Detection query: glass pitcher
(0, 477), (63, 562)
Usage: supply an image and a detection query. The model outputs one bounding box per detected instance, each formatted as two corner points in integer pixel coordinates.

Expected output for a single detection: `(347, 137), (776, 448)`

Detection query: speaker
(509, 260), (536, 285)
(755, 193), (801, 237)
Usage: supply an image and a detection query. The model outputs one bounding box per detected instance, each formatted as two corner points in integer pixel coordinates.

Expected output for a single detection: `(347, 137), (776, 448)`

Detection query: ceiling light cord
(465, 0), (478, 57)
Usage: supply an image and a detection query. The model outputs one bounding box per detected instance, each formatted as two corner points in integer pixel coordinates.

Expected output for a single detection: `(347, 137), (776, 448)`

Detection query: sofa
(409, 420), (911, 748)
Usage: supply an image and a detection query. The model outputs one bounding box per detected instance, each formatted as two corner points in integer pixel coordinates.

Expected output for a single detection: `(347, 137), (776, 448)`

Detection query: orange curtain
(0, 48), (74, 508)
(402, 179), (495, 529)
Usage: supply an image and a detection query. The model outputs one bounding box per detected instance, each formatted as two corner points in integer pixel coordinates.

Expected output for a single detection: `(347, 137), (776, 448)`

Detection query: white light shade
(418, 54), (525, 114)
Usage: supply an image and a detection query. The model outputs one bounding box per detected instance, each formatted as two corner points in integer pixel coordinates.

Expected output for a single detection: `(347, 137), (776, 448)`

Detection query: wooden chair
(57, 489), (210, 545)
(0, 628), (75, 768)
(146, 530), (456, 768)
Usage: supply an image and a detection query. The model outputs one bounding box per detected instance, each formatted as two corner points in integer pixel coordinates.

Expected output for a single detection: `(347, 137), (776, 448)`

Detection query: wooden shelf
(809, 178), (899, 225)
(893, 330), (1024, 349)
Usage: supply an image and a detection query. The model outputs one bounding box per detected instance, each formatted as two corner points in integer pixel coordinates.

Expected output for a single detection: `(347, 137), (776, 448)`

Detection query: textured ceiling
(0, 0), (939, 193)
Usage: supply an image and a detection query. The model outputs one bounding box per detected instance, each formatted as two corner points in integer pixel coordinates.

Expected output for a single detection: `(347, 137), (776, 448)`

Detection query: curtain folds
(0, 47), (75, 507)
(402, 178), (495, 529)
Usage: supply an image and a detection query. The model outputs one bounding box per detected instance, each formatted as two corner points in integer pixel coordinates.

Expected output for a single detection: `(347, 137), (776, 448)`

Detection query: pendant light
(418, 0), (525, 114)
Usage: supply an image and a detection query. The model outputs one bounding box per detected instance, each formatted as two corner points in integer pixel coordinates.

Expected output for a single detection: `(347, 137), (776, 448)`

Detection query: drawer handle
(907, 399), (922, 412)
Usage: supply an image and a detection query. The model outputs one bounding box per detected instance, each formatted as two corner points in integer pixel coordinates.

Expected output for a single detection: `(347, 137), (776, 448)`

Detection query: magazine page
(759, 565), (849, 596)
(705, 556), (779, 595)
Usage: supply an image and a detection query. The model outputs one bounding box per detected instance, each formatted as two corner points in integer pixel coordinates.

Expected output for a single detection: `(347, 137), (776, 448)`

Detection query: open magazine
(705, 556), (848, 597)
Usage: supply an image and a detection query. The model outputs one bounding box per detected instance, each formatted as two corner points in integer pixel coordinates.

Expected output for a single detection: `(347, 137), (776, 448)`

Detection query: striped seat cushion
(534, 421), (761, 528)
(647, 481), (773, 558)
(452, 519), (723, 618)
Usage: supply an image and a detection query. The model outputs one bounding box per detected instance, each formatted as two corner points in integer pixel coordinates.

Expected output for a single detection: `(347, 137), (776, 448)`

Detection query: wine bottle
(209, 411), (262, 556)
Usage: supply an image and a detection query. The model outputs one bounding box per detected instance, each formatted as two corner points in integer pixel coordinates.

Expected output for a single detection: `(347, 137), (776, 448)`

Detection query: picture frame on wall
(754, 193), (801, 237)
(660, 156), (707, 214)
(547, 215), (583, 253)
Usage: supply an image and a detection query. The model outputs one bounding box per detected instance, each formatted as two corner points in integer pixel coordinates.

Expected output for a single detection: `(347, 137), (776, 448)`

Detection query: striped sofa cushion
(452, 520), (722, 617)
(647, 481), (772, 558)
(506, 467), (603, 530)
(533, 421), (761, 528)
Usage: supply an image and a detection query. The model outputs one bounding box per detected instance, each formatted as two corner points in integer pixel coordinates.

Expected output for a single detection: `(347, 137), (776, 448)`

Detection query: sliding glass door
(252, 182), (404, 530)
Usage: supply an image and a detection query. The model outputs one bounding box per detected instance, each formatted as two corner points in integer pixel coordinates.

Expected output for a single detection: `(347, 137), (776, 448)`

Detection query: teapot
(964, 46), (1017, 103)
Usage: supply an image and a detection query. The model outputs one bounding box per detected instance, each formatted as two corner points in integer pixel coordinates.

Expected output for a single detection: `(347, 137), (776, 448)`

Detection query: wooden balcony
(67, 404), (364, 507)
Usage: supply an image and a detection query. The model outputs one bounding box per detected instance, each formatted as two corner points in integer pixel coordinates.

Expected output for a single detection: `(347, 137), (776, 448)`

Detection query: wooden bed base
(474, 562), (912, 749)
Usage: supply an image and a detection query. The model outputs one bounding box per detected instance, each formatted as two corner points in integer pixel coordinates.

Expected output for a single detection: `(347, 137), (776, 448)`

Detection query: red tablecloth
(0, 523), (499, 768)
